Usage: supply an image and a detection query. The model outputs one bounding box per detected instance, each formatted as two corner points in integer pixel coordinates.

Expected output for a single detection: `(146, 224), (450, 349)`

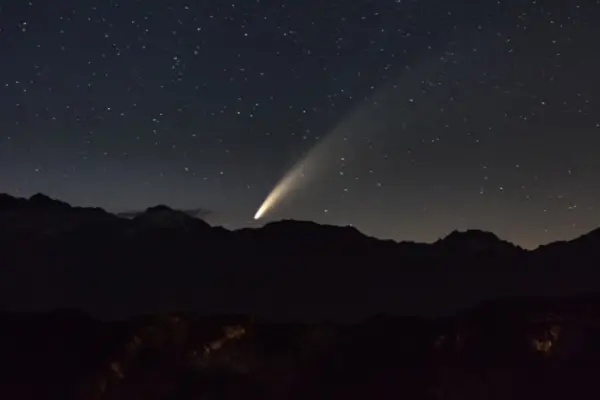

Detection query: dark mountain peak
(0, 193), (72, 213)
(133, 204), (210, 231)
(436, 229), (521, 253)
(251, 219), (377, 253)
(0, 193), (119, 240)
(28, 193), (72, 211)
(27, 194), (112, 218)
(264, 219), (323, 230)
(117, 206), (211, 220)
(443, 229), (501, 242)
(29, 192), (51, 201)
(137, 204), (196, 221)
(571, 226), (600, 243)
(0, 193), (21, 209)
(535, 225), (600, 256)
(264, 219), (361, 234)
(145, 204), (174, 213)
(262, 219), (366, 241)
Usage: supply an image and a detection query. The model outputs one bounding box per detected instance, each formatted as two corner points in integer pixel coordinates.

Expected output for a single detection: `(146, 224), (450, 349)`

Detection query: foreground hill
(2, 295), (600, 399)
(1, 193), (600, 319)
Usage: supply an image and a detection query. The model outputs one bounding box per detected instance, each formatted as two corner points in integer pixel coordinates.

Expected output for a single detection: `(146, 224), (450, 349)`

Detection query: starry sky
(1, 0), (599, 249)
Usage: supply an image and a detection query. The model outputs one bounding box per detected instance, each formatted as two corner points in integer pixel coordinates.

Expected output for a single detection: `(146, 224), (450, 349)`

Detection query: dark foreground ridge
(3, 296), (600, 399)
(1, 193), (600, 319)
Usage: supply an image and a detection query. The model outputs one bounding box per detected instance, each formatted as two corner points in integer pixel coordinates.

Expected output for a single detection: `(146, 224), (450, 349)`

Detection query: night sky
(1, 0), (599, 249)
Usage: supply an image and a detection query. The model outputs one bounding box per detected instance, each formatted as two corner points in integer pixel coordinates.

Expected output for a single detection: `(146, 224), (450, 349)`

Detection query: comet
(253, 52), (453, 221)
(252, 93), (382, 221)
(253, 122), (343, 221)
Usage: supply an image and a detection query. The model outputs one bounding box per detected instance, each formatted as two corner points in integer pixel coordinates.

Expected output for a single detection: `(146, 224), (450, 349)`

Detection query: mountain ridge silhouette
(0, 192), (598, 321)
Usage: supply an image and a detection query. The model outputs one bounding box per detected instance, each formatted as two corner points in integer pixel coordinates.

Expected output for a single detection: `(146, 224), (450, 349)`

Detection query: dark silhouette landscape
(2, 193), (600, 399)
(2, 192), (600, 319)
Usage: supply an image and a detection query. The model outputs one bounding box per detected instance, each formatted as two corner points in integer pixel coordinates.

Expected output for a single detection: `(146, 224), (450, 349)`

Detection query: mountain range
(1, 193), (599, 320)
